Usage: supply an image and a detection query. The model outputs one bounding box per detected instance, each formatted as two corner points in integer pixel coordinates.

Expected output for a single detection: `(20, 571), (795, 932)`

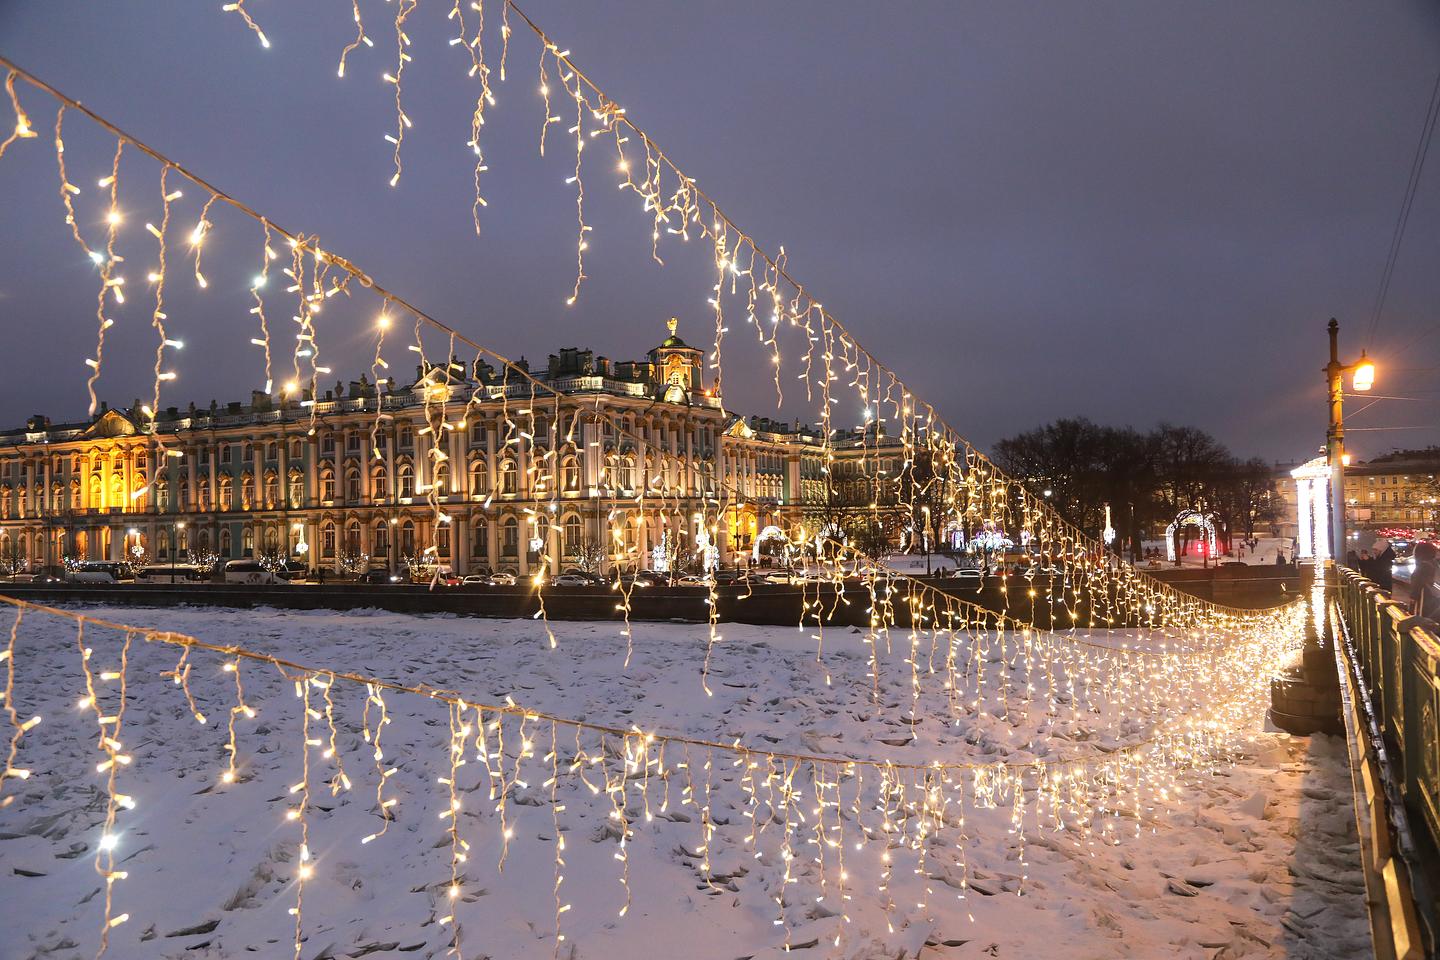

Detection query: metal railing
(1333, 565), (1437, 958)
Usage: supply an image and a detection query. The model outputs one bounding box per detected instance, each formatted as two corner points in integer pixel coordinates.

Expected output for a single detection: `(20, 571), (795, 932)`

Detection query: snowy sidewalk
(0, 606), (1370, 959)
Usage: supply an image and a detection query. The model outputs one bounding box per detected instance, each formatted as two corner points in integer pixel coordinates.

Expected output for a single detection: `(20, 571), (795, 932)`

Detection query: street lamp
(1325, 318), (1375, 562)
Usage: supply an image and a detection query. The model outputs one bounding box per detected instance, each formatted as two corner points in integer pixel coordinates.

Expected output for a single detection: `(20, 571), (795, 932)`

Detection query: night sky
(1, 1), (1437, 462)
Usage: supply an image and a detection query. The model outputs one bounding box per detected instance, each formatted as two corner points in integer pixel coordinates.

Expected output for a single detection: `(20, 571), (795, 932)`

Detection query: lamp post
(1325, 318), (1375, 562)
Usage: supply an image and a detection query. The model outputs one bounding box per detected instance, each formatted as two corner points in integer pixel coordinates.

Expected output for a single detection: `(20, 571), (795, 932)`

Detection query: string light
(0, 45), (1314, 953)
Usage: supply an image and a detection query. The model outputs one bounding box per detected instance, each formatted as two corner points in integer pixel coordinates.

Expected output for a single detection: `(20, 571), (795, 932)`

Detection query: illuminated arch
(752, 524), (789, 562)
(1164, 509), (1219, 563)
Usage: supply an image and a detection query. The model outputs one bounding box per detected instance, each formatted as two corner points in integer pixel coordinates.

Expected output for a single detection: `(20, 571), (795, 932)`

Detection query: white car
(550, 573), (592, 587)
(221, 560), (291, 585)
(488, 572), (518, 586)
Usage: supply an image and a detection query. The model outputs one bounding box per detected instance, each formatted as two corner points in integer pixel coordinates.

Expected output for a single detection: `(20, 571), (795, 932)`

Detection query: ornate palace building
(0, 321), (894, 576)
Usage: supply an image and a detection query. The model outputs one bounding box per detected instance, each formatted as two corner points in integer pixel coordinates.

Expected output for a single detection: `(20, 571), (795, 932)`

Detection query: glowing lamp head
(1341, 453), (1352, 467)
(1352, 355), (1375, 392)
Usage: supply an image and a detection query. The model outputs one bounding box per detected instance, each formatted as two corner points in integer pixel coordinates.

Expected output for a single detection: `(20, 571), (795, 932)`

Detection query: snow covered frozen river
(0, 605), (1369, 959)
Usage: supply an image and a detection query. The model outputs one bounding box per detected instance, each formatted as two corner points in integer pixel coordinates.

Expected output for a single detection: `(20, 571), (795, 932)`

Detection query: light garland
(0, 594), (1301, 955)
(0, 46), (1311, 952)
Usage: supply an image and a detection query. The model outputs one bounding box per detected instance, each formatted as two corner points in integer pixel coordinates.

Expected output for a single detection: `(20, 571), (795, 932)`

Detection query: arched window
(468, 459), (487, 499)
(178, 526), (189, 553)
(471, 520), (488, 558)
(243, 526), (255, 556)
(436, 521), (450, 557)
(620, 455), (637, 492)
(70, 478), (81, 510)
(399, 424), (414, 449)
(241, 472), (255, 510)
(109, 472), (123, 504)
(374, 521), (390, 555)
(400, 520), (415, 556)
(290, 439), (303, 460)
(345, 520), (361, 554)
(156, 479), (169, 511)
(158, 528), (171, 559)
(320, 466), (336, 502)
(561, 456), (580, 493)
(321, 521), (337, 558)
(499, 458), (518, 495)
(397, 463), (414, 499)
(288, 469), (304, 508)
(501, 516), (518, 557)
(219, 475), (233, 511)
(345, 468), (361, 503)
(220, 527), (232, 556)
(433, 462), (450, 498)
(563, 515), (582, 557)
(371, 465), (388, 501)
(88, 475), (102, 508)
(197, 477), (210, 511)
(264, 526), (279, 552)
(263, 471), (278, 507)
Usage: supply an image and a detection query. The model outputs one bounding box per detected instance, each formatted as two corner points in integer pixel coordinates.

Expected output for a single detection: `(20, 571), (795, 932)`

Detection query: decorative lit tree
(187, 550), (222, 576)
(336, 550), (371, 578)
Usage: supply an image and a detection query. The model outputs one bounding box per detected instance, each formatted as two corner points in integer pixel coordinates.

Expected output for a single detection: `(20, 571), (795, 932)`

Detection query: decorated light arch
(751, 524), (789, 563)
(1164, 509), (1219, 563)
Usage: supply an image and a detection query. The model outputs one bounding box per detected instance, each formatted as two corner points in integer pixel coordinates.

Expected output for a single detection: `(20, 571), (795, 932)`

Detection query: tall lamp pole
(1325, 318), (1375, 562)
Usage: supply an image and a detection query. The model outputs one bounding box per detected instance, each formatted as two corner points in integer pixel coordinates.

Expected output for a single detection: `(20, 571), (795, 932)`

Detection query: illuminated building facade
(0, 321), (899, 575)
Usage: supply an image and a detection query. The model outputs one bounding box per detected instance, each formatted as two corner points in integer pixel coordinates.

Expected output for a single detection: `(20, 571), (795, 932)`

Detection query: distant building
(1270, 448), (1440, 547)
(0, 320), (908, 575)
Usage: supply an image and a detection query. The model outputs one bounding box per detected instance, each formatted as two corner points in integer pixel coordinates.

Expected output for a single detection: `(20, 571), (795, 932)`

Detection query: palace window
(220, 528), (232, 556)
(397, 463), (414, 499)
(561, 456), (580, 493)
(499, 458), (518, 495)
(219, 476), (233, 511)
(243, 527), (255, 556)
(501, 517), (518, 557)
(241, 473), (255, 510)
(400, 520), (416, 557)
(288, 471), (304, 508)
(345, 520), (361, 555)
(468, 459), (487, 499)
(321, 521), (336, 559)
(471, 521), (488, 558)
(563, 515), (582, 556)
(320, 467), (336, 502)
(345, 469), (362, 503)
(374, 521), (390, 555)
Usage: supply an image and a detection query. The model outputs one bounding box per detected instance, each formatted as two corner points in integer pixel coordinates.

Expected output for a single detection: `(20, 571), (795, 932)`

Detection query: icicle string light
(0, 592), (1299, 777)
(199, 4), (1267, 635)
(0, 53), (1299, 748)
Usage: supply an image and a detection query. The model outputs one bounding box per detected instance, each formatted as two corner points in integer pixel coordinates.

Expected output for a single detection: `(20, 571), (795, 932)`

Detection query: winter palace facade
(0, 322), (898, 576)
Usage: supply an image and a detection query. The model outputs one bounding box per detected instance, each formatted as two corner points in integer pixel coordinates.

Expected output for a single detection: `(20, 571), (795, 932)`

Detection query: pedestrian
(1371, 538), (1396, 593)
(316, 566), (325, 585)
(1346, 547), (1361, 569)
(1411, 542), (1439, 620)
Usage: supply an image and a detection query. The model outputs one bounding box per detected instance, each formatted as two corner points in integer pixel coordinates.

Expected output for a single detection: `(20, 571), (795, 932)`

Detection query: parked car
(221, 559), (291, 585)
(356, 569), (405, 585)
(461, 575), (490, 586)
(135, 563), (207, 584)
(550, 573), (592, 587)
(66, 561), (131, 583)
(488, 572), (518, 586)
(676, 574), (711, 586)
